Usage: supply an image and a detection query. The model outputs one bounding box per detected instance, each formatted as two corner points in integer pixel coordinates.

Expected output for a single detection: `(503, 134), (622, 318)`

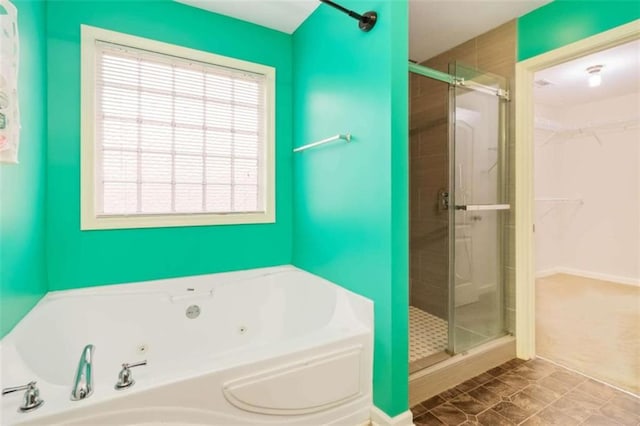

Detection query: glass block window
(81, 26), (274, 230)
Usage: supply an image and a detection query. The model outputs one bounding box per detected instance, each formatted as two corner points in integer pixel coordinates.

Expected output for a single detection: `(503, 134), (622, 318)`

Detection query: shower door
(447, 63), (509, 354)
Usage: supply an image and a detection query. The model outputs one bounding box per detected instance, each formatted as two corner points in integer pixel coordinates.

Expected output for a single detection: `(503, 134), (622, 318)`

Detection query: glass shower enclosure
(448, 63), (509, 354)
(409, 61), (510, 358)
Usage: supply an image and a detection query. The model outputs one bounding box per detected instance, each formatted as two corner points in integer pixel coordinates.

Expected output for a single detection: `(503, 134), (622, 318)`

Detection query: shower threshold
(409, 335), (516, 406)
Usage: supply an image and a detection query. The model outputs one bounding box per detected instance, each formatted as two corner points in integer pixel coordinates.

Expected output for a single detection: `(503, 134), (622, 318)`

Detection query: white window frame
(80, 25), (276, 230)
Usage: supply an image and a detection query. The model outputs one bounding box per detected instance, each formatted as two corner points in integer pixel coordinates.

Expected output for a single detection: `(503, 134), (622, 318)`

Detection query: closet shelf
(534, 117), (640, 145)
(535, 197), (584, 204)
(535, 116), (639, 133)
(536, 198), (584, 219)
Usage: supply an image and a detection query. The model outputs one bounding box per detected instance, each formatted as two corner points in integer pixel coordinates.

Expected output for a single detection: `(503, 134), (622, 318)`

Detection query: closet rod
(319, 0), (377, 32)
(535, 117), (640, 133)
(535, 198), (584, 204)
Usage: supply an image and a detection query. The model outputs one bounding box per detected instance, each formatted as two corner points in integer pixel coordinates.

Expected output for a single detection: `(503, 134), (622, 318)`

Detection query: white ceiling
(176, 0), (319, 34)
(176, 0), (553, 63)
(409, 0), (552, 63)
(534, 39), (640, 107)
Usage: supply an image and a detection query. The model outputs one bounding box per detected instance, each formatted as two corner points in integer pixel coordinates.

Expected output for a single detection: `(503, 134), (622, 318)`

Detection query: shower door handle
(455, 204), (511, 211)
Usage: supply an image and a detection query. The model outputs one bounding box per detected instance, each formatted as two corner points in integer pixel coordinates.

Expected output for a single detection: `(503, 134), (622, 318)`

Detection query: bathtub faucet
(2, 381), (44, 412)
(70, 344), (94, 401)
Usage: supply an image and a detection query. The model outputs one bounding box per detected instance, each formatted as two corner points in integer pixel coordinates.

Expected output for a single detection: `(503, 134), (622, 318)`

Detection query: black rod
(320, 0), (363, 20)
(319, 0), (378, 32)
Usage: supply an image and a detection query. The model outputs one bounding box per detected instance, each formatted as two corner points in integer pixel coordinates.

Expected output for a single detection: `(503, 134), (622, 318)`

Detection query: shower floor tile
(410, 306), (448, 363)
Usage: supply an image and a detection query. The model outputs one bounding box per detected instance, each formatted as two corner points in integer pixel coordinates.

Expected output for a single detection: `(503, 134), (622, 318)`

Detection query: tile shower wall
(409, 70), (448, 319)
(409, 21), (516, 332)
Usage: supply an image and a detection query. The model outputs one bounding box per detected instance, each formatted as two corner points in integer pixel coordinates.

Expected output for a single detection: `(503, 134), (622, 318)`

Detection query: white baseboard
(536, 268), (560, 278)
(370, 407), (414, 426)
(536, 267), (639, 287)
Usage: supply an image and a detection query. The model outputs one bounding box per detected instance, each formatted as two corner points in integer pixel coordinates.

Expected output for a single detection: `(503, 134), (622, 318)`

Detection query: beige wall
(409, 20), (516, 332)
(535, 93), (640, 285)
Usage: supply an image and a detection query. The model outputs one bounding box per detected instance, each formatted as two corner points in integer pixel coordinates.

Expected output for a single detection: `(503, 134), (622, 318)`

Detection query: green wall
(292, 0), (409, 417)
(518, 0), (640, 60)
(46, 1), (293, 290)
(0, 0), (48, 337)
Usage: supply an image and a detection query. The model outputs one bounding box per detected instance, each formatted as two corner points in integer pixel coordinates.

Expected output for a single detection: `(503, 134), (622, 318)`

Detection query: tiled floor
(411, 357), (640, 425)
(409, 306), (448, 362)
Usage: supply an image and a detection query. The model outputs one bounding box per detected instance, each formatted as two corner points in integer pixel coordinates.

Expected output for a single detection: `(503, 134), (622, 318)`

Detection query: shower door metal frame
(448, 61), (510, 355)
(409, 62), (510, 100)
(408, 61), (510, 356)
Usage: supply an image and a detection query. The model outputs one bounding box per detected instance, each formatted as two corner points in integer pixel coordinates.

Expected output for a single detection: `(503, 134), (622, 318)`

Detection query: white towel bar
(455, 204), (511, 211)
(293, 134), (351, 153)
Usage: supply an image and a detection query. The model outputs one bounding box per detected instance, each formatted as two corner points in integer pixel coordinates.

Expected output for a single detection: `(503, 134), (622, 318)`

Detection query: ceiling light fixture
(586, 65), (604, 88)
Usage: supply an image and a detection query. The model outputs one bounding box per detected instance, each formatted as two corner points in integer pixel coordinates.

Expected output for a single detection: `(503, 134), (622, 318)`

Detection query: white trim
(370, 407), (414, 426)
(535, 268), (561, 279)
(515, 19), (640, 360)
(80, 25), (276, 230)
(535, 267), (640, 287)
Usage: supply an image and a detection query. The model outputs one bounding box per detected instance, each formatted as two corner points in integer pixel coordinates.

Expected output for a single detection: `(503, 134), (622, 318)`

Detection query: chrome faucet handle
(115, 360), (147, 390)
(2, 381), (45, 412)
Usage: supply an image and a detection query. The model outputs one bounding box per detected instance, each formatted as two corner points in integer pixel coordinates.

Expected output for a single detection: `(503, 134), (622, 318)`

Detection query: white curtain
(0, 0), (20, 164)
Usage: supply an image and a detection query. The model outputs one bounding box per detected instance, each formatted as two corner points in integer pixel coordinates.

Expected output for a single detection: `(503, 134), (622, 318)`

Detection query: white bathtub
(1, 266), (373, 425)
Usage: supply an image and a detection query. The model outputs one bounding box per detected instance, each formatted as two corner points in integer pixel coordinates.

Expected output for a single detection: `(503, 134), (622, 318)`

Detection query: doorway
(533, 39), (640, 394)
(515, 20), (640, 393)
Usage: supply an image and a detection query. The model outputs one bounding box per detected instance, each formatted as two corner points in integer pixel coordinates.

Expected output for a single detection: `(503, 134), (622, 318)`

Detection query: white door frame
(514, 19), (640, 359)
